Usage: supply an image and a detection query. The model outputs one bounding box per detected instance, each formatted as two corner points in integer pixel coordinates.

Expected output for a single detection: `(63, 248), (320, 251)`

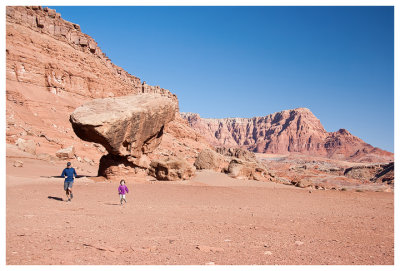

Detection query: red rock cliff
(6, 6), (208, 166)
(181, 109), (393, 163)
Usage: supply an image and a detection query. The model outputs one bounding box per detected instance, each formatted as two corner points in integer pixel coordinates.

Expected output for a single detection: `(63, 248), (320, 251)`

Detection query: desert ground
(6, 147), (394, 265)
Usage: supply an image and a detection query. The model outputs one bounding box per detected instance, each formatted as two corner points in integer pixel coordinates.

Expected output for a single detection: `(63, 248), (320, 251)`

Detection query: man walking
(61, 162), (77, 201)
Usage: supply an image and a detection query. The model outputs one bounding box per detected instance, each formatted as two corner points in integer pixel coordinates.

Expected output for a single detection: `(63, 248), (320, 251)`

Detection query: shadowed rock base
(98, 154), (147, 180)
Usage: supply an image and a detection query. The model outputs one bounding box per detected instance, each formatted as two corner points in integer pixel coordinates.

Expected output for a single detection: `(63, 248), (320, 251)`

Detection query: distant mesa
(181, 108), (393, 163)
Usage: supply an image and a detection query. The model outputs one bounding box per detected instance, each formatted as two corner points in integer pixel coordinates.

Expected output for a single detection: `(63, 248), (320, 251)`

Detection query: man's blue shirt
(61, 167), (77, 182)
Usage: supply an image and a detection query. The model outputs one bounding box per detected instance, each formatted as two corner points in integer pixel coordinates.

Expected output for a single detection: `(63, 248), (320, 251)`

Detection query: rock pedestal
(70, 93), (180, 180)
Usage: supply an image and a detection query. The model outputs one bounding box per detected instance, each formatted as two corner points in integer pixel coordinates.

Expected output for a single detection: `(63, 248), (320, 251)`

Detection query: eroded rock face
(148, 157), (196, 181)
(182, 109), (393, 163)
(7, 6), (200, 171)
(70, 93), (177, 157)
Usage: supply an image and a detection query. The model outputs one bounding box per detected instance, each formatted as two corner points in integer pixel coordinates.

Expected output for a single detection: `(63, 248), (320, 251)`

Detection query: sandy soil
(6, 153), (394, 265)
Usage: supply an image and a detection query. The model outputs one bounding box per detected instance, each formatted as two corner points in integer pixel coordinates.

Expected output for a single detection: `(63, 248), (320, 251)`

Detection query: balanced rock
(70, 93), (177, 157)
(148, 157), (196, 181)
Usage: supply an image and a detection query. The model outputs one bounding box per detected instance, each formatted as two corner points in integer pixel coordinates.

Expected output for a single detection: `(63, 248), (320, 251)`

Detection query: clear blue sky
(49, 6), (394, 152)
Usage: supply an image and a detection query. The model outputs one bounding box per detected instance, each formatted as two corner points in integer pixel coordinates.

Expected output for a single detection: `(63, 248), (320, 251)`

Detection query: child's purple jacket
(118, 185), (129, 195)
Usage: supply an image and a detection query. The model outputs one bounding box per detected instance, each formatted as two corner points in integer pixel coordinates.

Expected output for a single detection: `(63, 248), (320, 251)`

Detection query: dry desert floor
(6, 152), (394, 265)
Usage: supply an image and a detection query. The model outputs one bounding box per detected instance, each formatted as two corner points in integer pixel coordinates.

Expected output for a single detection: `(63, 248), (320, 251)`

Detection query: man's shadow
(48, 196), (64, 201)
(41, 175), (97, 178)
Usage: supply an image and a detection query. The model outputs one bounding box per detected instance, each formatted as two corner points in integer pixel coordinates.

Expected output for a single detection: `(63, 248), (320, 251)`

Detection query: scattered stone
(56, 146), (75, 159)
(13, 160), (23, 167)
(194, 148), (225, 170)
(216, 147), (257, 162)
(196, 245), (224, 252)
(295, 241), (304, 246)
(127, 155), (151, 169)
(15, 138), (36, 155)
(292, 179), (313, 188)
(227, 159), (274, 182)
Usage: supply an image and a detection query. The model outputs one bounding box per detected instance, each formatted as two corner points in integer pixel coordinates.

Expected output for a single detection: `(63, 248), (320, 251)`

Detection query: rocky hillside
(6, 6), (209, 168)
(182, 109), (393, 163)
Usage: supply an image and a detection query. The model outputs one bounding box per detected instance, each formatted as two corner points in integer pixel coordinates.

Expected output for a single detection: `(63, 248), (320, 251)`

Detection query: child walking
(118, 179), (129, 205)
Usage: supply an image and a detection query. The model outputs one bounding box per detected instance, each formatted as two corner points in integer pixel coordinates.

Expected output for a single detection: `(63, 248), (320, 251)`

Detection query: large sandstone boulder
(194, 148), (226, 170)
(227, 159), (274, 182)
(70, 93), (177, 157)
(148, 157), (196, 181)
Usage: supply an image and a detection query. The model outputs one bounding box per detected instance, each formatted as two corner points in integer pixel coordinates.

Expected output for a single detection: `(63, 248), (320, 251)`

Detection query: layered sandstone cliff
(6, 6), (209, 169)
(182, 109), (393, 163)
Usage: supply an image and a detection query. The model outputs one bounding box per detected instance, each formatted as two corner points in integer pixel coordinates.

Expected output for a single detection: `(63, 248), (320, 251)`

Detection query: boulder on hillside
(56, 145), (75, 159)
(227, 159), (274, 182)
(70, 93), (178, 179)
(216, 147), (257, 162)
(194, 148), (226, 171)
(70, 93), (177, 157)
(148, 157), (196, 181)
(15, 138), (36, 155)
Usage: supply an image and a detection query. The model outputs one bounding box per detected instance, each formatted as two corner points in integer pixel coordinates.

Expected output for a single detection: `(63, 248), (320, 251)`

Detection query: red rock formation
(182, 109), (393, 163)
(6, 6), (209, 170)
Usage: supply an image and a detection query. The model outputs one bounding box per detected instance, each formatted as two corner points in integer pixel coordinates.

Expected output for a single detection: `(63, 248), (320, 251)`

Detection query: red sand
(6, 154), (394, 265)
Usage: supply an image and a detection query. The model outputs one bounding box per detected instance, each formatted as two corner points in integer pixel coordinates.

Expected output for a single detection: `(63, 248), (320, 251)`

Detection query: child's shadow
(48, 196), (64, 201)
